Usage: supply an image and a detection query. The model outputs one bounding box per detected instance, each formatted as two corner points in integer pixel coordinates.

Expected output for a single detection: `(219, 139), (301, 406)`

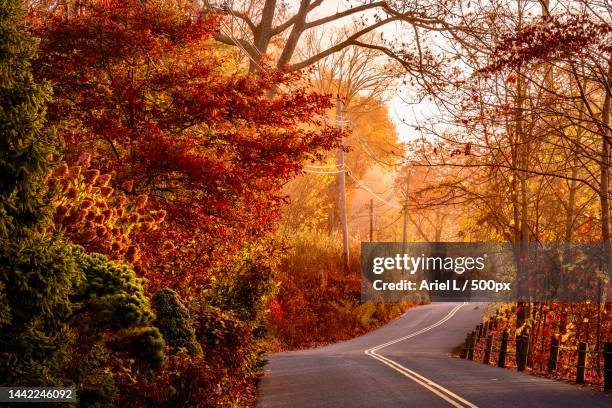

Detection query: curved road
(257, 303), (610, 407)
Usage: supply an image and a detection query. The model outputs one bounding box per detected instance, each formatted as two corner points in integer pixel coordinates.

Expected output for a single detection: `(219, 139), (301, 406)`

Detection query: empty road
(258, 302), (610, 407)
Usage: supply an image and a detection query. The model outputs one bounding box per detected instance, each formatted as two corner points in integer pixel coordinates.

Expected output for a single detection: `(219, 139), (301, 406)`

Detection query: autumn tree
(33, 0), (341, 294)
(394, 0), (610, 375)
(480, 1), (611, 365)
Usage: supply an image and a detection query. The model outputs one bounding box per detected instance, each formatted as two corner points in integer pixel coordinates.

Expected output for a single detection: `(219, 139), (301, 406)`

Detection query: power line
(224, 5), (266, 59)
(378, 213), (403, 232)
(345, 165), (402, 210)
(303, 164), (402, 210)
(204, 0), (269, 73)
(211, 3), (402, 216)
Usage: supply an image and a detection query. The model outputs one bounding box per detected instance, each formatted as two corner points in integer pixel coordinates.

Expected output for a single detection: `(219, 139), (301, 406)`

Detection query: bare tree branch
(304, 1), (388, 29)
(286, 16), (399, 71)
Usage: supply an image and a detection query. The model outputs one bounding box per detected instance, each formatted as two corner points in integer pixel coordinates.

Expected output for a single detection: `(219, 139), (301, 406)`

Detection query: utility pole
(401, 171), (410, 254)
(402, 207), (408, 253)
(337, 98), (350, 270)
(369, 198), (374, 242)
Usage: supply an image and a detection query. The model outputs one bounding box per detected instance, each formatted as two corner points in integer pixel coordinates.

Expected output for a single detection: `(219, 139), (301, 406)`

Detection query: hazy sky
(308, 0), (437, 143)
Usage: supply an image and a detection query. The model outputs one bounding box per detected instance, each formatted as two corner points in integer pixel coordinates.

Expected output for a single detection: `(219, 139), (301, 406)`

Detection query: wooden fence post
(483, 334), (493, 365)
(468, 330), (476, 361)
(604, 342), (611, 392)
(483, 321), (489, 338)
(517, 333), (529, 371)
(460, 332), (470, 359)
(498, 331), (509, 368)
(576, 342), (586, 384)
(548, 336), (559, 373)
(478, 323), (484, 339)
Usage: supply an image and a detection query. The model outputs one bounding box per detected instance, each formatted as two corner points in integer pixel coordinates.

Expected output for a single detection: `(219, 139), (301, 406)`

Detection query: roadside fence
(459, 316), (611, 391)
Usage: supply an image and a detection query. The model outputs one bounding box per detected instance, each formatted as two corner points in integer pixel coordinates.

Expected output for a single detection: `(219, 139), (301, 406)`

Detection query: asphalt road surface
(257, 302), (610, 408)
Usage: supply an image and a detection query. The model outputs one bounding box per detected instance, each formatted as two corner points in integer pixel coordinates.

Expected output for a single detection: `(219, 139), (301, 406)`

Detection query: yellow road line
(364, 303), (478, 408)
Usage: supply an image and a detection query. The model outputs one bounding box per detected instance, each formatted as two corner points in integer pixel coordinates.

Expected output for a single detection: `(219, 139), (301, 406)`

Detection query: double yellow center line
(364, 303), (478, 408)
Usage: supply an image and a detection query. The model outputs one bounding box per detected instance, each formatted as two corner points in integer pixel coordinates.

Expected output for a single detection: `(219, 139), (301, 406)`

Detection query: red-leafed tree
(32, 0), (341, 294)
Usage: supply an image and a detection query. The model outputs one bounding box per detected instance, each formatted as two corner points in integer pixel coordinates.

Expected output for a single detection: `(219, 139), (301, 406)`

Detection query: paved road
(257, 302), (610, 407)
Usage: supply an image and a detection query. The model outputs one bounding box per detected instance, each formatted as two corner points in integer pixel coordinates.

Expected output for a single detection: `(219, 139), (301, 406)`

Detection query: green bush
(152, 287), (201, 356)
(75, 252), (154, 329)
(0, 0), (80, 386)
(0, 236), (81, 385)
(209, 258), (276, 325)
(0, 1), (164, 402)
(113, 327), (166, 369)
(70, 251), (166, 371)
(0, 0), (57, 239)
(66, 252), (165, 405)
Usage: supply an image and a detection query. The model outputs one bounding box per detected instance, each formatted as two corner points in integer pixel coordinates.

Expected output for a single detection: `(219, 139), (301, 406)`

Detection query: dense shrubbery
(0, 2), (162, 404)
(116, 300), (264, 407)
(152, 288), (201, 357)
(0, 0), (78, 386)
(76, 252), (155, 328)
(268, 230), (415, 350)
(0, 236), (80, 385)
(71, 251), (166, 374)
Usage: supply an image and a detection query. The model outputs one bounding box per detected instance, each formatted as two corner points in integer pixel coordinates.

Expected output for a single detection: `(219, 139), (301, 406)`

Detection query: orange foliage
(48, 153), (166, 266)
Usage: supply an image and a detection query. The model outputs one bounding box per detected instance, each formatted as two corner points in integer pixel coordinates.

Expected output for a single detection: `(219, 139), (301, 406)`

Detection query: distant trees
(281, 28), (403, 237)
(398, 0), (610, 371)
(398, 0), (610, 247)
